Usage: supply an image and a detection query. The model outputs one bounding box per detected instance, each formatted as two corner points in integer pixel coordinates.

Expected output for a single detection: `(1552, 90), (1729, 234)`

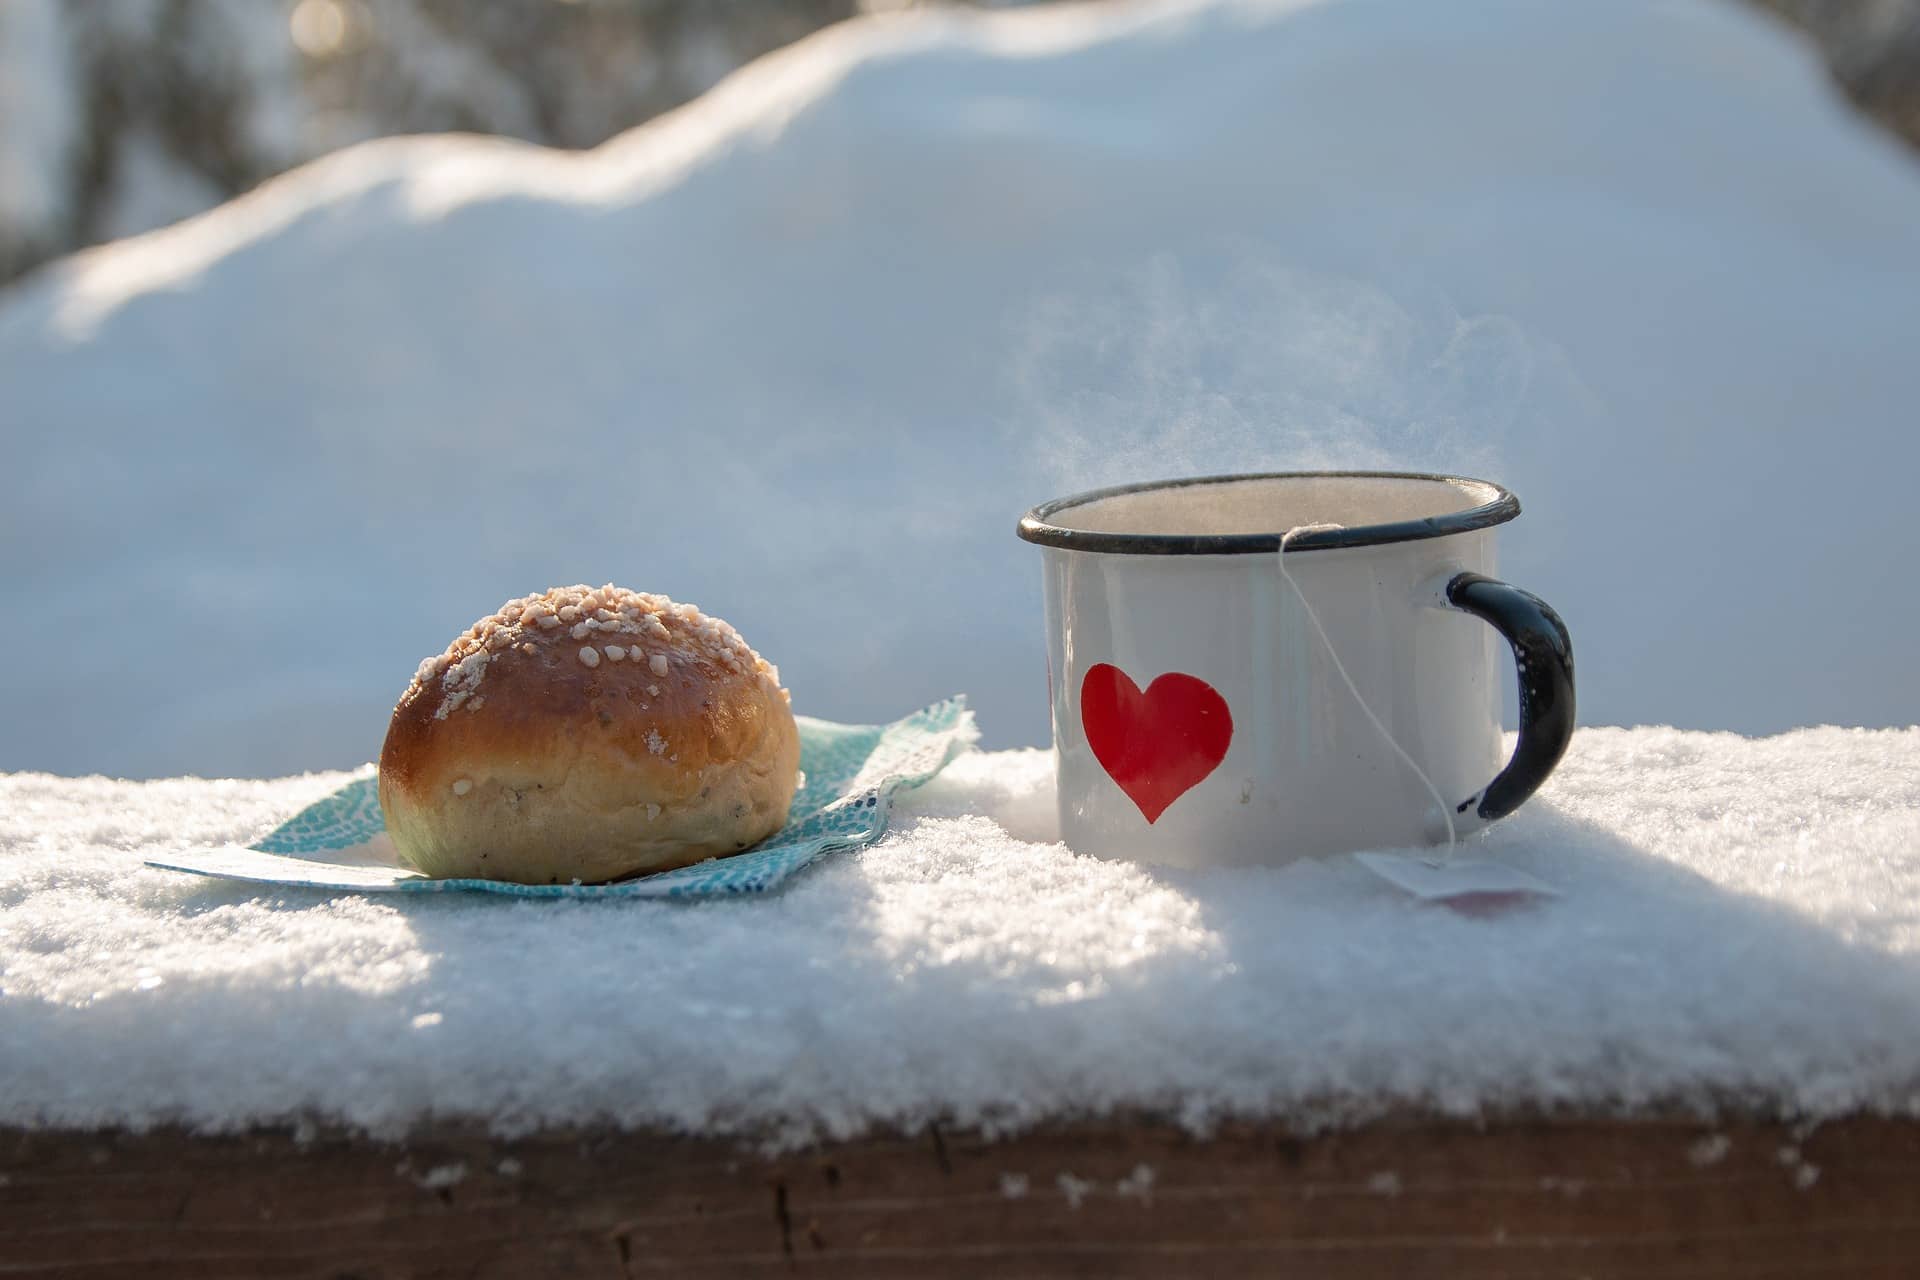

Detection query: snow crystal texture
(5, 728), (1919, 1141)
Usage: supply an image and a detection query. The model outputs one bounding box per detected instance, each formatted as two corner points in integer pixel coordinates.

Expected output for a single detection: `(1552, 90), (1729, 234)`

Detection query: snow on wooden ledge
(1, 726), (1918, 1143)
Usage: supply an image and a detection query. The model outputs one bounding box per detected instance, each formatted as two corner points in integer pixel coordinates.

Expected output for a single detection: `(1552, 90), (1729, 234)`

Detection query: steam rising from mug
(1007, 249), (1548, 489)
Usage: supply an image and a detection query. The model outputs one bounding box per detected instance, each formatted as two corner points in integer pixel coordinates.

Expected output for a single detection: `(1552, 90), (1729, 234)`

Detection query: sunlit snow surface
(3, 730), (1918, 1139)
(5, 0), (1920, 778)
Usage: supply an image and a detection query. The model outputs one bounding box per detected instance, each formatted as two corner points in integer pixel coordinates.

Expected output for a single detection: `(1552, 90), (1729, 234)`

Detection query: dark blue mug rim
(1016, 470), (1520, 556)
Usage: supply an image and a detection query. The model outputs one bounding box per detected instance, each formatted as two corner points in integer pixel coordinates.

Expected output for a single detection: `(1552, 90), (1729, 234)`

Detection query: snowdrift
(4, 0), (1920, 777)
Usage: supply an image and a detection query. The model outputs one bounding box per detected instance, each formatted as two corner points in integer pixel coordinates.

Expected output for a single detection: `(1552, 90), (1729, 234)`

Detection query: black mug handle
(1445, 573), (1576, 822)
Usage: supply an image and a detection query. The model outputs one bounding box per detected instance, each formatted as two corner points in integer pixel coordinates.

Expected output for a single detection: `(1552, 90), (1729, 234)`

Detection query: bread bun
(378, 585), (799, 884)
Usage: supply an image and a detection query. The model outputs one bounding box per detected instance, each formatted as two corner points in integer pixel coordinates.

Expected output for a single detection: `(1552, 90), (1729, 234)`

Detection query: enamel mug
(1016, 472), (1575, 868)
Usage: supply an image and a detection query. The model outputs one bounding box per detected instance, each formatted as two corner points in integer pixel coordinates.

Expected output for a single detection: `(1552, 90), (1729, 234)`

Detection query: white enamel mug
(1017, 472), (1574, 868)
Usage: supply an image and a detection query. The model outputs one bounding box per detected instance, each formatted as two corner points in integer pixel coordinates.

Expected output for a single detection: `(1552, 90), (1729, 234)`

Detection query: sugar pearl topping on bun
(379, 585), (798, 885)
(402, 584), (785, 720)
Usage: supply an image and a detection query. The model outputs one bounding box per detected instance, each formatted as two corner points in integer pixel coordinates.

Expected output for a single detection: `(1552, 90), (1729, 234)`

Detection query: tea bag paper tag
(1352, 851), (1561, 907)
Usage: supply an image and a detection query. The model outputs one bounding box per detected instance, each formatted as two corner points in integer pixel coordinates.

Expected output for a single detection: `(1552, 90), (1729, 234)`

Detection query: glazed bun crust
(378, 586), (799, 884)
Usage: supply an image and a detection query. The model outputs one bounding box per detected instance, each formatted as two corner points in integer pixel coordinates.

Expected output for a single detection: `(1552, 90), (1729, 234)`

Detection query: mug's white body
(1026, 475), (1528, 869)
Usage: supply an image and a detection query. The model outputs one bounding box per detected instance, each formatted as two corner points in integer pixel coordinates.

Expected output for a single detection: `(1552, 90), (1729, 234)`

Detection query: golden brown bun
(378, 585), (798, 884)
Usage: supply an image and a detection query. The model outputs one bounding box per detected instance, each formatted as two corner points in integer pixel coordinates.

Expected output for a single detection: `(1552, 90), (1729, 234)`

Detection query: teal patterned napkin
(146, 698), (975, 898)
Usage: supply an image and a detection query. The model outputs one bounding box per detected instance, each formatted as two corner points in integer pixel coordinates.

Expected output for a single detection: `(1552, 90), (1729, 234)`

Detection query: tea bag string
(1277, 525), (1458, 856)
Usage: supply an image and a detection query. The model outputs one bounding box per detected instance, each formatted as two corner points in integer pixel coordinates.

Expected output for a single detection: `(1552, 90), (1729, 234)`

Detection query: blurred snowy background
(4, 0), (1920, 777)
(4, 0), (1918, 286)
(0, 0), (867, 284)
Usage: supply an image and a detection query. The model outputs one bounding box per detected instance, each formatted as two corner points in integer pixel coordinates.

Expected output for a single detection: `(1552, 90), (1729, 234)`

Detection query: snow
(2, 727), (1918, 1140)
(1, 0), (1918, 777)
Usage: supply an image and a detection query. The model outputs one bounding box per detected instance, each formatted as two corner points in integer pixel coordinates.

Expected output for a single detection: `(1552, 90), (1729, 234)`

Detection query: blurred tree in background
(0, 0), (1915, 289)
(0, 0), (865, 284)
(1758, 1), (1920, 146)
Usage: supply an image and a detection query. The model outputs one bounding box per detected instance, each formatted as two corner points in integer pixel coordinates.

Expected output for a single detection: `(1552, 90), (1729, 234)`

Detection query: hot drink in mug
(1017, 472), (1574, 868)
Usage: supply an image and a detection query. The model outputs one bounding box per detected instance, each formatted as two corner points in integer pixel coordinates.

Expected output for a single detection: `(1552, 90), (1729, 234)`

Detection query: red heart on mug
(1080, 663), (1234, 824)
